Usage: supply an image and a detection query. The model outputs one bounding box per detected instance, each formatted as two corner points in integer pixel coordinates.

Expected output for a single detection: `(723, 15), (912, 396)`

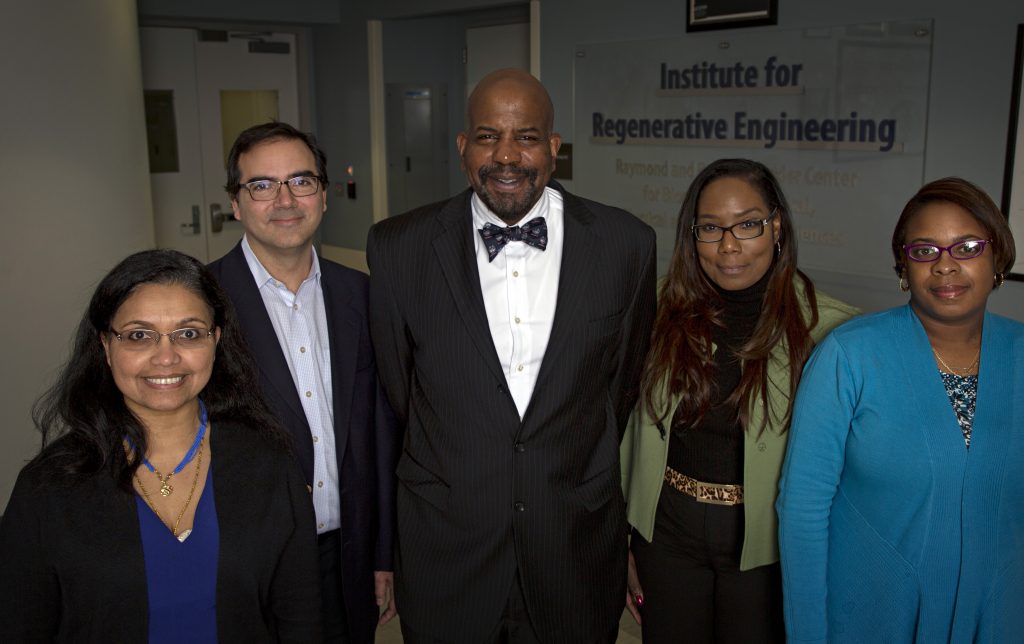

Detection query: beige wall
(0, 0), (154, 507)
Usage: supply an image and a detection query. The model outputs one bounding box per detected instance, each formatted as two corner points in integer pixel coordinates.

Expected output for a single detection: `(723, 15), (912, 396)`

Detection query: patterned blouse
(938, 371), (978, 448)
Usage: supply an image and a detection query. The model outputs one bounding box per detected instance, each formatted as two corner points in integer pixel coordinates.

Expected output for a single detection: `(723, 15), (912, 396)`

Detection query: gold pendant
(159, 482), (173, 497)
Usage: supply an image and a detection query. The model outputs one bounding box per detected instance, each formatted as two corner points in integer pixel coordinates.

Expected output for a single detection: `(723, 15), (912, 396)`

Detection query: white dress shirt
(471, 187), (564, 418)
(241, 236), (339, 534)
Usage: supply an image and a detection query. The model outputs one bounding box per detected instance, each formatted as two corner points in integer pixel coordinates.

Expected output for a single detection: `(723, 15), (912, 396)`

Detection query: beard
(475, 164), (542, 224)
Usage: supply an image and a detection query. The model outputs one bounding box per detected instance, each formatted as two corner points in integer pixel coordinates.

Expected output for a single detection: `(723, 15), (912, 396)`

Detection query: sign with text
(573, 21), (932, 279)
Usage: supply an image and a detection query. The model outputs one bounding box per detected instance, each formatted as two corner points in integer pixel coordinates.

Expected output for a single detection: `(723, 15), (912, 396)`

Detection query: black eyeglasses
(692, 213), (775, 243)
(903, 239), (991, 263)
(242, 175), (323, 201)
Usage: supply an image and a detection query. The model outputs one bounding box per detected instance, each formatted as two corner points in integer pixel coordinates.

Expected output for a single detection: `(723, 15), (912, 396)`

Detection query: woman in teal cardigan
(621, 159), (857, 643)
(777, 177), (1024, 643)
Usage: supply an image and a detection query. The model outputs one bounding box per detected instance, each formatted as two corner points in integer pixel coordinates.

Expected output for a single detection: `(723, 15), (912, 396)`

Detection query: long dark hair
(639, 158), (818, 434)
(30, 249), (289, 491)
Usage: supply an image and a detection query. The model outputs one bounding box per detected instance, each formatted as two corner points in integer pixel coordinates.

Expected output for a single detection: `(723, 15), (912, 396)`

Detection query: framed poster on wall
(1002, 24), (1024, 280)
(687, 0), (778, 32)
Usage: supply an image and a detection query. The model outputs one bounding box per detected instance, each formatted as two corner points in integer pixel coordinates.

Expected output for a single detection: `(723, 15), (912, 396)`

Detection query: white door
(385, 84), (450, 216)
(141, 27), (300, 262)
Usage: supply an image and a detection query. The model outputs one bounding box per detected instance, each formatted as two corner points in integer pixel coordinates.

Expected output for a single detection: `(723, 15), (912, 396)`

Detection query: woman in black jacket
(0, 249), (321, 643)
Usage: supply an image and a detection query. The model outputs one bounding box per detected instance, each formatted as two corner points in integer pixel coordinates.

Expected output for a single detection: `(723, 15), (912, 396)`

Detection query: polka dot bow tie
(478, 217), (548, 262)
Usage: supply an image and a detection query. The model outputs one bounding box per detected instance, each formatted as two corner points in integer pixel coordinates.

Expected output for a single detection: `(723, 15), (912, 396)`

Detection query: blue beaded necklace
(136, 400), (208, 497)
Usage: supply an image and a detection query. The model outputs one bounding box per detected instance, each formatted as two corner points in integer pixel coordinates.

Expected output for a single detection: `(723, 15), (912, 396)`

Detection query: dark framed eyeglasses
(242, 175), (323, 201)
(692, 212), (775, 243)
(902, 239), (991, 263)
(110, 327), (215, 350)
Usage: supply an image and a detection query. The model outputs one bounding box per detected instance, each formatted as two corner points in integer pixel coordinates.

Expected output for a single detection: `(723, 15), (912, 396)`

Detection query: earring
(994, 272), (1005, 289)
(775, 240), (782, 257)
(898, 275), (910, 292)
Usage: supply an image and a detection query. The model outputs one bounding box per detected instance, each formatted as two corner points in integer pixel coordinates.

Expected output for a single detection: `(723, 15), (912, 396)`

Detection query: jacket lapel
(219, 245), (308, 432)
(530, 189), (598, 403)
(900, 305), (970, 457)
(432, 190), (506, 383)
(321, 267), (359, 467)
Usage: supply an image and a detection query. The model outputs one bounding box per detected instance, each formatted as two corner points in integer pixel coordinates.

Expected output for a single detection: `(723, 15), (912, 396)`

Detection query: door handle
(180, 205), (201, 235)
(210, 203), (232, 233)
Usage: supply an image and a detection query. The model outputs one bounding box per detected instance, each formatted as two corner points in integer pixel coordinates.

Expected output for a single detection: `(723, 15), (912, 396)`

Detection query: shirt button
(512, 270), (519, 277)
(514, 316), (521, 324)
(318, 522), (324, 529)
(513, 502), (526, 512)
(514, 442), (525, 453)
(293, 303), (299, 311)
(517, 364), (524, 372)
(317, 481), (324, 488)
(757, 442), (767, 452)
(300, 346), (306, 353)
(305, 390), (312, 398)
(313, 435), (319, 443)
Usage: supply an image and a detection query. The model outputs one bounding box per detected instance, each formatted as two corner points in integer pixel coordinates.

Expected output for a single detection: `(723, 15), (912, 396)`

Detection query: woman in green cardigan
(620, 158), (857, 643)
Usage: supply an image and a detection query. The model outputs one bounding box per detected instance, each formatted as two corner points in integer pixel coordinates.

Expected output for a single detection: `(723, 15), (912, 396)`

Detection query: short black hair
(891, 177), (1016, 277)
(224, 121), (328, 198)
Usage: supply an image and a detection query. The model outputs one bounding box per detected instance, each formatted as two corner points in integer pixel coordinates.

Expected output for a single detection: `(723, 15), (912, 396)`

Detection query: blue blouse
(136, 467), (219, 643)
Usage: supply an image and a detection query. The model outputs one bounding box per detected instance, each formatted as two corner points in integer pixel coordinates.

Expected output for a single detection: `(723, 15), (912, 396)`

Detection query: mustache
(478, 165), (539, 183)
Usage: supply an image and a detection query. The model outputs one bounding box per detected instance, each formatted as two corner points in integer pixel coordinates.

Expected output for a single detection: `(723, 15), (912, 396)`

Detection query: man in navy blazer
(368, 70), (656, 643)
(208, 122), (398, 643)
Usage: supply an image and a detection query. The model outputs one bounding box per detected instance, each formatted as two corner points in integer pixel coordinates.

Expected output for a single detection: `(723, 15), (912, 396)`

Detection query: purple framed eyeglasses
(902, 239), (991, 263)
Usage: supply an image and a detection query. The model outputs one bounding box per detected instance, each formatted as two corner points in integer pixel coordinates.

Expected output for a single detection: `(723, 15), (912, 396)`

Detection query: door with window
(141, 27), (300, 262)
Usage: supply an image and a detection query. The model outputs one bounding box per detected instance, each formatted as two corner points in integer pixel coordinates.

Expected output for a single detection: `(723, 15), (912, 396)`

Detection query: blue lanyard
(138, 399), (208, 474)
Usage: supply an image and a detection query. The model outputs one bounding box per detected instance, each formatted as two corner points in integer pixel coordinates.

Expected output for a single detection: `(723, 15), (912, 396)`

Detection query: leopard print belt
(664, 466), (744, 506)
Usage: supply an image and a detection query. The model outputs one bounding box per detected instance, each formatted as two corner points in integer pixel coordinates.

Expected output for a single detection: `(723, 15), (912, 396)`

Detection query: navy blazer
(208, 243), (398, 644)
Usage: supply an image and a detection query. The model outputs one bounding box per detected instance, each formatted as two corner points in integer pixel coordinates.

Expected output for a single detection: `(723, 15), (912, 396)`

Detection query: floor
(375, 609), (642, 643)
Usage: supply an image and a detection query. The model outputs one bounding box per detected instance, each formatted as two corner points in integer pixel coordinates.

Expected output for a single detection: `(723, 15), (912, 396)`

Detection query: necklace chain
(136, 437), (204, 539)
(932, 347), (980, 375)
(136, 401), (208, 497)
(150, 462), (179, 497)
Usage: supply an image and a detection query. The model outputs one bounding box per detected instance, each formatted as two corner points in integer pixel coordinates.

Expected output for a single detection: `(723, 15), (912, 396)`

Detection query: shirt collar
(241, 234), (322, 290)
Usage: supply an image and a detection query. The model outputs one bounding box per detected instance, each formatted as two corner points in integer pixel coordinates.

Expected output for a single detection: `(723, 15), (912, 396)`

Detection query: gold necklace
(151, 467), (175, 497)
(932, 347), (980, 375)
(146, 425), (201, 497)
(136, 437), (204, 541)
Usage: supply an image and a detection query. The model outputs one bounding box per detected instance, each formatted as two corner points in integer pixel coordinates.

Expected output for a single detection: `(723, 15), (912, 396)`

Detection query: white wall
(308, 0), (1024, 319)
(541, 0), (1024, 318)
(0, 0), (154, 507)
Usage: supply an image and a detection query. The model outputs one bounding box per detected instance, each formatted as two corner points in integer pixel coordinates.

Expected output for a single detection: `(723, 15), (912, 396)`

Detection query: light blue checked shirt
(242, 236), (339, 534)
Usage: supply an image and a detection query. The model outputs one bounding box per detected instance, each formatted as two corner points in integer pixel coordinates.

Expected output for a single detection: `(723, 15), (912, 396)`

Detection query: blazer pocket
(574, 463), (620, 513)
(396, 452), (450, 511)
(587, 311), (623, 338)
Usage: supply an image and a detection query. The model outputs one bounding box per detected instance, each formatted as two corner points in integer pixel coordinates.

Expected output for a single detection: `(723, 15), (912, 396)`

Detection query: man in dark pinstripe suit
(367, 69), (656, 644)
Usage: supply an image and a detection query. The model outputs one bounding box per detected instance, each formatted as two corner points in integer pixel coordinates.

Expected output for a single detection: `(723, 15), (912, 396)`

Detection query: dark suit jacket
(0, 422), (321, 643)
(367, 185), (657, 643)
(208, 243), (398, 644)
